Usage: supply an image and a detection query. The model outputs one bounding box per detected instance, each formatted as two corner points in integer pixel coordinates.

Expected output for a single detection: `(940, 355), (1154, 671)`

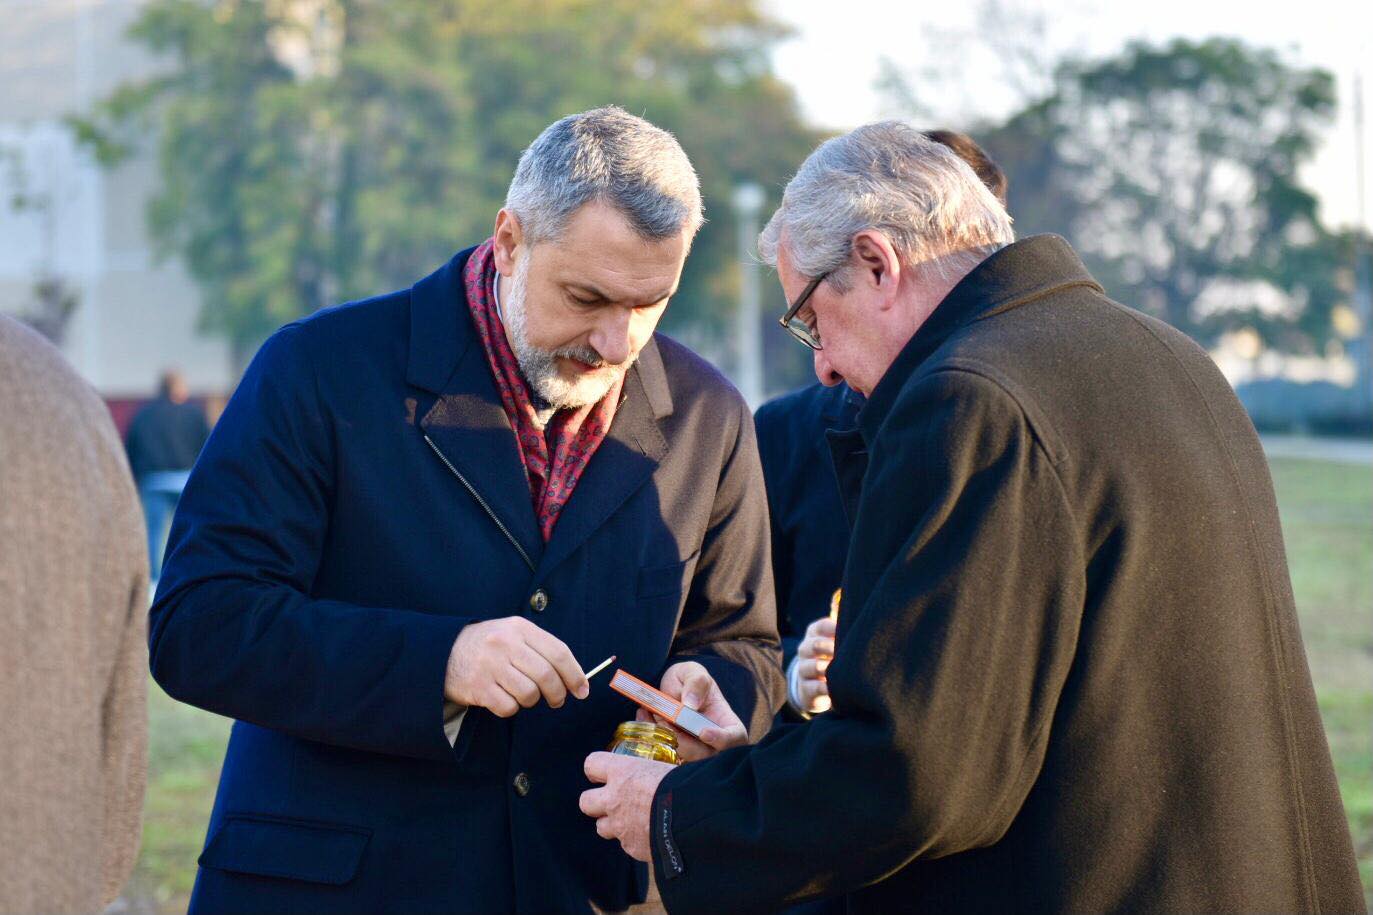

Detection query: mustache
(553, 345), (610, 369)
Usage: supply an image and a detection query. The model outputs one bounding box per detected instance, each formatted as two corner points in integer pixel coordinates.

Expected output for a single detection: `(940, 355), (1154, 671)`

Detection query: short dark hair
(157, 369), (186, 399)
(923, 130), (1008, 205)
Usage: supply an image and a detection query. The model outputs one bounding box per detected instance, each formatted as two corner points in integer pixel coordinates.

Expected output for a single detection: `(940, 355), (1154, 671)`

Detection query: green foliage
(980, 37), (1345, 352)
(73, 0), (819, 369)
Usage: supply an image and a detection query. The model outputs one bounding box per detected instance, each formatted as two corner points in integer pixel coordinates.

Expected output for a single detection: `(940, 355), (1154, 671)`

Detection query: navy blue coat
(753, 382), (861, 671)
(149, 246), (784, 914)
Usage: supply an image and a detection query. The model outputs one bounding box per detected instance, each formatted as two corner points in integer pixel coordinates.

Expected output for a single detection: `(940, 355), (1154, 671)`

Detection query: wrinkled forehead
(530, 200), (687, 305)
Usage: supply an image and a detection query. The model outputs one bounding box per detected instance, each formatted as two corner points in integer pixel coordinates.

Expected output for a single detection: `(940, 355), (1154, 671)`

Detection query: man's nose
(813, 347), (843, 387)
(589, 309), (633, 366)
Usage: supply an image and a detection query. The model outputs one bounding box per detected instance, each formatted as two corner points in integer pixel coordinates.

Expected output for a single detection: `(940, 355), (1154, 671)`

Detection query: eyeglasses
(777, 271), (830, 350)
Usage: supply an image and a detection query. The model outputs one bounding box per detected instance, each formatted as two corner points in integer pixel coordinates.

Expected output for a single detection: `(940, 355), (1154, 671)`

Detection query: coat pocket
(636, 550), (700, 600)
(198, 814), (371, 886)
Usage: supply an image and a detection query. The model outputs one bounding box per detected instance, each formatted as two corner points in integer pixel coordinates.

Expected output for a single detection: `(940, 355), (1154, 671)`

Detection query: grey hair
(759, 121), (1014, 289)
(505, 106), (704, 244)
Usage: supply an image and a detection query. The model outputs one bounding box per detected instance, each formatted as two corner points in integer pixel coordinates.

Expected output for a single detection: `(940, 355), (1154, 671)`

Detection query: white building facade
(0, 0), (233, 398)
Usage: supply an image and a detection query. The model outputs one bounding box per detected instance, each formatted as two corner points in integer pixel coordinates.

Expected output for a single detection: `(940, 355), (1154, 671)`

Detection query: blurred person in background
(756, 129), (1010, 725)
(149, 106), (781, 914)
(0, 315), (148, 913)
(124, 367), (210, 581)
(582, 122), (1364, 914)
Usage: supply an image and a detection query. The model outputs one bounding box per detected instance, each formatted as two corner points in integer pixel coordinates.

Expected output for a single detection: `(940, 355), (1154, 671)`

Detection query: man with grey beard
(150, 106), (784, 914)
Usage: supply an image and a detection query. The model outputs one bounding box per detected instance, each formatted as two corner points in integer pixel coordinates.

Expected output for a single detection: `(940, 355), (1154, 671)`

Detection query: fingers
(798, 676), (829, 703)
(798, 616), (837, 662)
(482, 684), (521, 718)
(579, 786), (609, 817)
(494, 667), (540, 710)
(596, 817), (616, 840)
(584, 750), (614, 784)
(805, 615), (837, 641)
(799, 635), (835, 660)
(697, 721), (748, 751)
(511, 644), (569, 708)
(660, 661), (720, 713)
(658, 661), (700, 701)
(677, 668), (716, 711)
(521, 623), (590, 700)
(798, 676), (830, 714)
(797, 656), (830, 680)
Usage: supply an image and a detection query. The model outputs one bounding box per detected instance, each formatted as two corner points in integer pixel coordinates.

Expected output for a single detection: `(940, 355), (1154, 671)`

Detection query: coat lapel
(409, 249), (544, 570)
(534, 338), (671, 579)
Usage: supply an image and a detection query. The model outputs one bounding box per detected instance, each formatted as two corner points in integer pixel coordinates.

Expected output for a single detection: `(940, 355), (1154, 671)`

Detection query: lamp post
(732, 182), (766, 408)
(1352, 69), (1372, 413)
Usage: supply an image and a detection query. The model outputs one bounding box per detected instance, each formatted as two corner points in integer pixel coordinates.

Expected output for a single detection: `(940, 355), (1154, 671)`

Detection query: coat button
(529, 589), (549, 613)
(513, 772), (531, 797)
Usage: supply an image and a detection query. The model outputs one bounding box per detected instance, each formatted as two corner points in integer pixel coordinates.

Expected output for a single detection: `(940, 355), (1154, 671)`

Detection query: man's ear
(850, 230), (901, 304)
(492, 209), (524, 278)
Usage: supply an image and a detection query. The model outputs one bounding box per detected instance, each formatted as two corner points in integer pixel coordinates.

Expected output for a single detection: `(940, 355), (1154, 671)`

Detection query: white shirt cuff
(785, 654), (813, 720)
(443, 699), (469, 746)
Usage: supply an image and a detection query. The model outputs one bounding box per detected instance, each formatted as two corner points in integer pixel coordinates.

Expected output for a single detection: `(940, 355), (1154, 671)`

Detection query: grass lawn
(122, 683), (230, 911)
(121, 456), (1373, 913)
(1268, 458), (1373, 909)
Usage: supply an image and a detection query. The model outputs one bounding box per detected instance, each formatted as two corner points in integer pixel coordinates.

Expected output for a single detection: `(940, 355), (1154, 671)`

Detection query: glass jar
(607, 721), (681, 765)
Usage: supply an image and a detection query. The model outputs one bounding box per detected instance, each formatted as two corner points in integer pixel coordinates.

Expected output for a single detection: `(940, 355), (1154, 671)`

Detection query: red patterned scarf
(463, 239), (623, 541)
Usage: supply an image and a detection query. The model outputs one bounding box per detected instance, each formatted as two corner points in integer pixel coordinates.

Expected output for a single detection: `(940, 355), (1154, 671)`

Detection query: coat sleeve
(100, 453), (149, 906)
(651, 369), (1086, 913)
(148, 324), (471, 763)
(667, 396), (785, 741)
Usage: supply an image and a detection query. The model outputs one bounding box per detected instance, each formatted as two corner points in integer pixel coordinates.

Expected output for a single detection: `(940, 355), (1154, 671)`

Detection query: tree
(879, 22), (1348, 356)
(2, 143), (81, 345)
(72, 0), (820, 375)
(980, 38), (1343, 353)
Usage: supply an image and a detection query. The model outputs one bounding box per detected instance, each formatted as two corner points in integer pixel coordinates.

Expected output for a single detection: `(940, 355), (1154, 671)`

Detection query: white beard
(501, 256), (629, 410)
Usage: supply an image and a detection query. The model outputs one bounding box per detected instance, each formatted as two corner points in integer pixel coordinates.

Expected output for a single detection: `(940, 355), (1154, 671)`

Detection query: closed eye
(565, 289), (605, 308)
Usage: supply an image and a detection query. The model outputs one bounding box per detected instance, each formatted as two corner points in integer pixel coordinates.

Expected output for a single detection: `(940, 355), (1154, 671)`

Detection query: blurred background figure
(0, 315), (148, 914)
(124, 368), (209, 582)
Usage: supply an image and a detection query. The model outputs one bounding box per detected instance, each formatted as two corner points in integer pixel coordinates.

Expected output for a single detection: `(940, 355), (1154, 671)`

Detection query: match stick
(584, 655), (616, 681)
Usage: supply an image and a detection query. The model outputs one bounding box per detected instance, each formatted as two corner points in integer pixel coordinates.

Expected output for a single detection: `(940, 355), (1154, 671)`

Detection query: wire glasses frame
(777, 271), (830, 350)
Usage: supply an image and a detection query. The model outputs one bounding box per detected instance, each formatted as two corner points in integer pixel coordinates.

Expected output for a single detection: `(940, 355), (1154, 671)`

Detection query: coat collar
(819, 382), (865, 427)
(857, 234), (1102, 445)
(408, 246), (674, 577)
(407, 247), (479, 395)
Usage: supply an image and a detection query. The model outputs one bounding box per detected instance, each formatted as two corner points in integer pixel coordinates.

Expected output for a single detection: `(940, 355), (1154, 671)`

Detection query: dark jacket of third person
(754, 382), (861, 671)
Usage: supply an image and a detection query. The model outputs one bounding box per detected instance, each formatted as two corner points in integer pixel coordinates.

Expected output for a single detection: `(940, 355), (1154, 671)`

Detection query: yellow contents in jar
(607, 721), (681, 765)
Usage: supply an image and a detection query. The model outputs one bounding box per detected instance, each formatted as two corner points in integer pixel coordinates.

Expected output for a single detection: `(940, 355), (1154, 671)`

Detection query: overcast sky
(765, 0), (1371, 232)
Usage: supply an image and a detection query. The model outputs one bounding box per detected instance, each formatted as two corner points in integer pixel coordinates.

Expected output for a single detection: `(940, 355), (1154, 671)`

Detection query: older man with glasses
(582, 121), (1363, 914)
(760, 131), (1010, 732)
